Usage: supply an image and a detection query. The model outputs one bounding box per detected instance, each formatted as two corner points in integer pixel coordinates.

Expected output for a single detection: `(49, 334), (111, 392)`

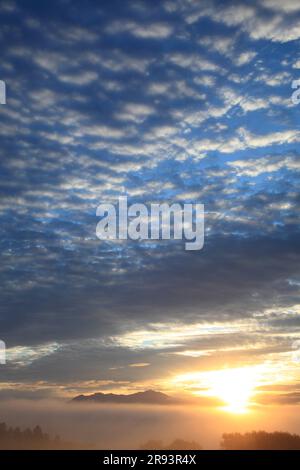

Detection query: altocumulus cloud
(0, 0), (299, 397)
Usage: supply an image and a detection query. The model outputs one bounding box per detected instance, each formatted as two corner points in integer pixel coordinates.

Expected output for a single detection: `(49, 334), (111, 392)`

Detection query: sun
(173, 365), (263, 414)
(202, 366), (261, 413)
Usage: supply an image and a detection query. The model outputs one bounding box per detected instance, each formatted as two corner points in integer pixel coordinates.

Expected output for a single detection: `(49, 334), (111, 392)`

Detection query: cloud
(186, 1), (300, 42)
(228, 154), (300, 177)
(262, 0), (300, 13)
(167, 52), (219, 72)
(105, 21), (173, 39)
(58, 71), (98, 85)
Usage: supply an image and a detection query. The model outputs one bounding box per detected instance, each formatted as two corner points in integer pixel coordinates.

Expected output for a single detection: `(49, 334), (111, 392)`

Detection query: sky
(0, 0), (300, 420)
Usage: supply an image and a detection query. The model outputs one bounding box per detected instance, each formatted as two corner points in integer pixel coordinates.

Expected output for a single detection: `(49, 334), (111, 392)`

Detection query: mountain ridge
(71, 389), (175, 405)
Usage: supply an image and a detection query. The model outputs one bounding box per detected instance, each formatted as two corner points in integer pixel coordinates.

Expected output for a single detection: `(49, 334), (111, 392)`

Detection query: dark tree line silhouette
(221, 431), (300, 450)
(2, 421), (300, 450)
(141, 431), (300, 450)
(0, 422), (81, 449)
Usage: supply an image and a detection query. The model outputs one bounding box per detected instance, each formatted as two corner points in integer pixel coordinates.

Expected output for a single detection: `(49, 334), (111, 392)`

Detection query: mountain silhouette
(71, 389), (174, 405)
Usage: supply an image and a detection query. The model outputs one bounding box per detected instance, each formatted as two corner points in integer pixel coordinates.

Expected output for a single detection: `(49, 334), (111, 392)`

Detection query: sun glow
(173, 365), (264, 414)
(201, 367), (262, 413)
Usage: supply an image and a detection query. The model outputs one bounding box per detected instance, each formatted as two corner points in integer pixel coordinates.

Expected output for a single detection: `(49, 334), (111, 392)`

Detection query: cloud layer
(0, 0), (299, 399)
